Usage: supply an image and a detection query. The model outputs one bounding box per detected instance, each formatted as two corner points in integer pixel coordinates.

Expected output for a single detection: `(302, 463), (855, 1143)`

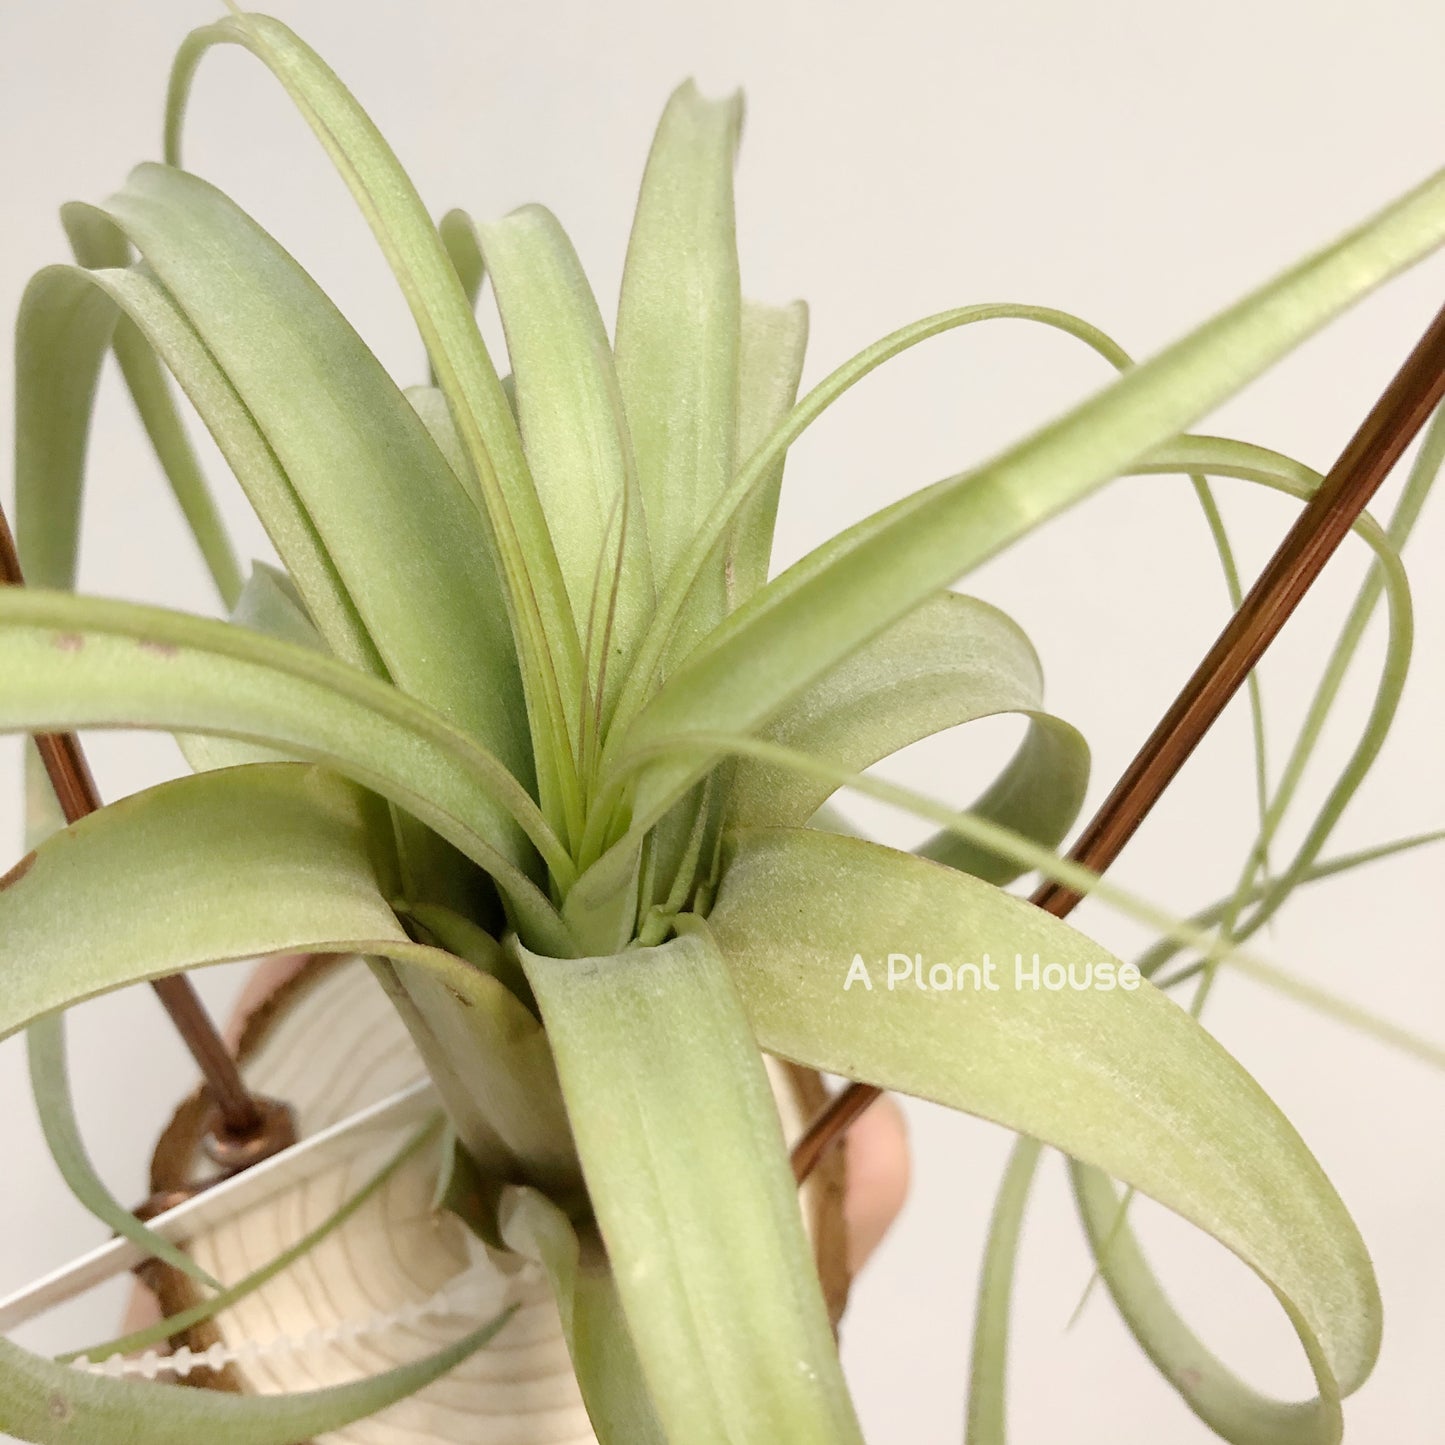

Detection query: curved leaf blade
(101, 164), (530, 781)
(165, 13), (587, 836)
(616, 163), (1445, 820)
(26, 1016), (220, 1291)
(603, 304), (1135, 761)
(1071, 1161), (1327, 1444)
(709, 827), (1380, 1438)
(0, 1313), (512, 1445)
(0, 762), (572, 1190)
(0, 764), (487, 1037)
(12, 263), (116, 592)
(23, 248), (379, 674)
(0, 588), (570, 947)
(725, 589), (1089, 884)
(60, 206), (242, 607)
(587, 427), (1405, 905)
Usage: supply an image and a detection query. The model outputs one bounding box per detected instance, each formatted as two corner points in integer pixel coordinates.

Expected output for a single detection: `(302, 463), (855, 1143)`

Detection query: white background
(2, 1), (1443, 1440)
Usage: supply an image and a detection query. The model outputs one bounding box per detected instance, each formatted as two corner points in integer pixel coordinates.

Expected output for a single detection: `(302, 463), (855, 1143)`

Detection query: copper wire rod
(794, 294), (1445, 1184)
(0, 503), (268, 1142)
(791, 1080), (881, 1183)
(1032, 298), (1445, 917)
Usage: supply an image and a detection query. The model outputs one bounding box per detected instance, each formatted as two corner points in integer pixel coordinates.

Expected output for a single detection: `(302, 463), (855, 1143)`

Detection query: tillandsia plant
(2, 7), (1445, 1444)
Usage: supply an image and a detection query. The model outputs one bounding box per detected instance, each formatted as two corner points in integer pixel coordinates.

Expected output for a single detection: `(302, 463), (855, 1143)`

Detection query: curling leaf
(0, 764), (533, 1037)
(708, 828), (1381, 1441)
(60, 208), (242, 607)
(1071, 1162), (1324, 1445)
(99, 165), (530, 782)
(0, 1312), (512, 1445)
(165, 12), (587, 839)
(725, 589), (1088, 885)
(612, 168), (1445, 823)
(603, 304), (1136, 760)
(0, 588), (571, 947)
(573, 429), (1403, 922)
(26, 1016), (220, 1291)
(0, 762), (568, 1189)
(19, 242), (378, 673)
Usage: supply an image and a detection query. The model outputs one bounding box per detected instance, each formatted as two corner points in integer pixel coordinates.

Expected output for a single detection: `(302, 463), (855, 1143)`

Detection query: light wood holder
(141, 955), (851, 1443)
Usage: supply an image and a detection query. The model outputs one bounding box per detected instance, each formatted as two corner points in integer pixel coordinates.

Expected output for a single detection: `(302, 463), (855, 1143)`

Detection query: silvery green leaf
(726, 589), (1088, 885)
(709, 827), (1380, 1442)
(518, 929), (864, 1445)
(614, 80), (742, 657)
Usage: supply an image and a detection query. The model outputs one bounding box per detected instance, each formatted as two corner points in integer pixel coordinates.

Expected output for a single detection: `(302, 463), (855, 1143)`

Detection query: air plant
(1, 9), (1443, 1444)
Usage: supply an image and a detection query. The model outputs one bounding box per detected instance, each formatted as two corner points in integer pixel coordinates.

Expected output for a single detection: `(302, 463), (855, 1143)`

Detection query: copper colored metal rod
(0, 503), (266, 1141)
(1031, 297), (1445, 918)
(794, 294), (1445, 1184)
(792, 1081), (880, 1184)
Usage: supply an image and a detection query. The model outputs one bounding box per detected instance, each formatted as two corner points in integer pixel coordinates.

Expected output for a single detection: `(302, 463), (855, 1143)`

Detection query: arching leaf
(725, 589), (1088, 885)
(165, 12), (587, 840)
(708, 828), (1381, 1442)
(0, 588), (570, 947)
(25, 1016), (220, 1292)
(613, 167), (1445, 825)
(99, 165), (529, 780)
